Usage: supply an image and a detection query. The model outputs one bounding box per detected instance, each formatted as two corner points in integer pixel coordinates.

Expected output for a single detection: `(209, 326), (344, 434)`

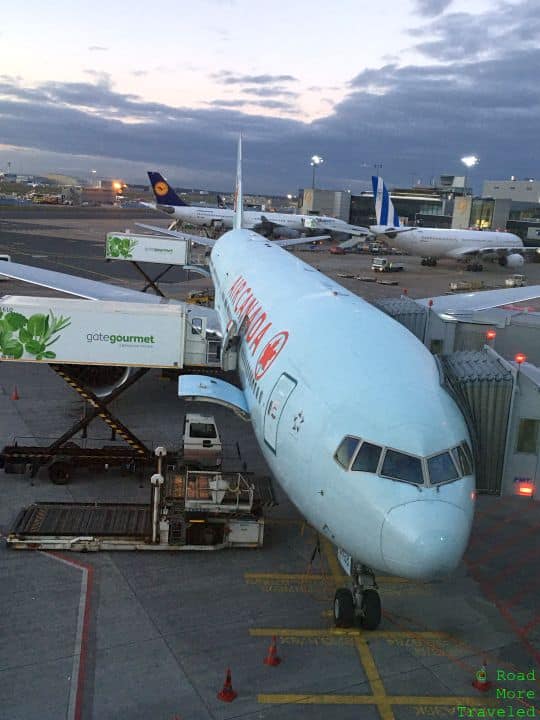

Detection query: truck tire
(49, 461), (72, 485)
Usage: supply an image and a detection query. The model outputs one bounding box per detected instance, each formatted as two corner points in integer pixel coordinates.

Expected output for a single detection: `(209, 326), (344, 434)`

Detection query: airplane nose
(380, 501), (471, 580)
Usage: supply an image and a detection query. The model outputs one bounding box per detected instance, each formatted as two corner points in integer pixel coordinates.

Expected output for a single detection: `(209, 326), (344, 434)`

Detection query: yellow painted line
(355, 636), (394, 719)
(258, 694), (496, 706)
(249, 628), (450, 639)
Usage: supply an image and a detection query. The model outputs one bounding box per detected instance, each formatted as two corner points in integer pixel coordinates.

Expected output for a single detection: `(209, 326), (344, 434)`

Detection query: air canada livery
(369, 176), (525, 271)
(0, 139), (486, 630)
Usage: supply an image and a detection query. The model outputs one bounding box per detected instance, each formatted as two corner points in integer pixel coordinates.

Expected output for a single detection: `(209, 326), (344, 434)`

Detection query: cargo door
(263, 373), (296, 452)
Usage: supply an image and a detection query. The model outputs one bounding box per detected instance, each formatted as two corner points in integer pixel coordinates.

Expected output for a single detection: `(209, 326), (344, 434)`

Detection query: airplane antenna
(233, 134), (243, 230)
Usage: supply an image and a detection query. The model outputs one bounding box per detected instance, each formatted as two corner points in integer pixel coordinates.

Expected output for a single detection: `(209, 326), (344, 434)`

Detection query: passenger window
(381, 449), (423, 484)
(335, 436), (360, 469)
(428, 452), (459, 484)
(351, 442), (382, 473)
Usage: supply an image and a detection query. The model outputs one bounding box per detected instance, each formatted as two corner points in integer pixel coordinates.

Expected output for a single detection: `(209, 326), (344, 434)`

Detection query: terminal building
(299, 175), (540, 244)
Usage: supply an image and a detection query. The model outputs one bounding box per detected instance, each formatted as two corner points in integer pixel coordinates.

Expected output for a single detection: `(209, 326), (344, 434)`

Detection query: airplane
(145, 171), (369, 241)
(364, 176), (527, 271)
(0, 138), (482, 631)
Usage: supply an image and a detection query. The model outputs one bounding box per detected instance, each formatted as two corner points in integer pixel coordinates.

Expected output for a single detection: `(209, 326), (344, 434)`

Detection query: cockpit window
(335, 436), (360, 469)
(451, 442), (473, 476)
(381, 449), (423, 485)
(351, 442), (382, 473)
(428, 451), (459, 484)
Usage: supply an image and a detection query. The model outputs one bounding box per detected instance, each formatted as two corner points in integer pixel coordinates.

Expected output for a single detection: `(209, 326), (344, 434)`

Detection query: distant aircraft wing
(135, 223), (216, 247)
(418, 285), (540, 315)
(446, 245), (535, 258)
(274, 235), (329, 247)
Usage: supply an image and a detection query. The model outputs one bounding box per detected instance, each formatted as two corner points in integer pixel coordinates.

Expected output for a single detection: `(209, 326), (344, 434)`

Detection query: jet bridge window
(351, 442), (382, 473)
(335, 436), (360, 469)
(381, 449), (423, 485)
(427, 451), (459, 485)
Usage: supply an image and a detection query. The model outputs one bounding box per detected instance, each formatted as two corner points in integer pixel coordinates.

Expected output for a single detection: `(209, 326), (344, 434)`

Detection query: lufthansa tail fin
(372, 176), (400, 228)
(233, 135), (243, 230)
(147, 171), (189, 206)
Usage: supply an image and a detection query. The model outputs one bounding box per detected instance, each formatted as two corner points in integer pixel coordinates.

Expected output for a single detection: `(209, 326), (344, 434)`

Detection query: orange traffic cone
(263, 635), (281, 666)
(472, 660), (492, 692)
(217, 668), (237, 702)
(11, 386), (19, 401)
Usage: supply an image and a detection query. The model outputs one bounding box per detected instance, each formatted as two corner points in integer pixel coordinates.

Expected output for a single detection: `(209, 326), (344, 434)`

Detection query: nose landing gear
(421, 257), (437, 267)
(333, 563), (382, 630)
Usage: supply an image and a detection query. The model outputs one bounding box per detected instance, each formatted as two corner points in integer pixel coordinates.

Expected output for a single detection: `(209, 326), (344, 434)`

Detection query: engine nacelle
(506, 253), (525, 268)
(62, 365), (132, 398)
(272, 226), (300, 239)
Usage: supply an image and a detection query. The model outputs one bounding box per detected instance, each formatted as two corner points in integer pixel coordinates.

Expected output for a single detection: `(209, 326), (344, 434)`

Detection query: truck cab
(505, 274), (526, 288)
(372, 257), (389, 272)
(182, 413), (222, 468)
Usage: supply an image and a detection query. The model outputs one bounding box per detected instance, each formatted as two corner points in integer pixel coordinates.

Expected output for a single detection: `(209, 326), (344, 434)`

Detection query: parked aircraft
(367, 176), (526, 271)
(145, 171), (368, 240)
(0, 140), (487, 630)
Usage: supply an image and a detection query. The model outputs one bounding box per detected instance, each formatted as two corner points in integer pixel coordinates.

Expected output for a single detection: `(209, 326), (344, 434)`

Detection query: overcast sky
(0, 0), (537, 193)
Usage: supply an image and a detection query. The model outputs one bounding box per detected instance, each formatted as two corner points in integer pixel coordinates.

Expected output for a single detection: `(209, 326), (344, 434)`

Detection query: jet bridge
(373, 298), (522, 496)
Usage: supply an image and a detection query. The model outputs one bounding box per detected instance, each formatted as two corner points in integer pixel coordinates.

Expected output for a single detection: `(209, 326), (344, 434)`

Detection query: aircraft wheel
(430, 258), (437, 267)
(333, 588), (355, 628)
(421, 258), (427, 266)
(49, 461), (72, 485)
(359, 589), (382, 630)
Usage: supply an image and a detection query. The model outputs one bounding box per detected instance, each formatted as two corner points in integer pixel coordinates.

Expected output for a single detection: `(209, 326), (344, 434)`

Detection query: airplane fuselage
(209, 228), (475, 580)
(382, 227), (523, 260)
(156, 203), (363, 236)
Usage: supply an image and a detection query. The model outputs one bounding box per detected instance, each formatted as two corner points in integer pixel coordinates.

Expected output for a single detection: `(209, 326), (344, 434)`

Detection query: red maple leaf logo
(255, 331), (288, 380)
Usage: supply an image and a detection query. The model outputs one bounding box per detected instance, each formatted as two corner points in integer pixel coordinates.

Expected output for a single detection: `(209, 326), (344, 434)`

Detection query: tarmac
(0, 208), (539, 720)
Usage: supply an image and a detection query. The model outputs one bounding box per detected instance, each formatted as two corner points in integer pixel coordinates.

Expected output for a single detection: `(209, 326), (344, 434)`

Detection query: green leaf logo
(0, 309), (71, 361)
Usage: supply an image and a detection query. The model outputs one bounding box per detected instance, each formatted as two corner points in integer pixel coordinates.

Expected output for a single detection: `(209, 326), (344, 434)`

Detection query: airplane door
(264, 373), (297, 452)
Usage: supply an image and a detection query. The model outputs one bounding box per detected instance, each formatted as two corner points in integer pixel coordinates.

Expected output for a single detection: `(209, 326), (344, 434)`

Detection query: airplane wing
(417, 285), (540, 315)
(274, 235), (329, 247)
(446, 245), (537, 259)
(0, 259), (167, 304)
(0, 259), (223, 332)
(135, 223), (216, 247)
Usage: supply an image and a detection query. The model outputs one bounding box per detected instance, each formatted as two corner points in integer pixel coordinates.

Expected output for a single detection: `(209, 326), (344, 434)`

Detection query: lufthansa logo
(154, 181), (169, 197)
(255, 331), (289, 380)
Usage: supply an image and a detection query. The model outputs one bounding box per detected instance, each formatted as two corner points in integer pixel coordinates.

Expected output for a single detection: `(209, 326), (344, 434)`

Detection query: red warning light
(515, 353), (527, 364)
(517, 483), (535, 497)
(486, 329), (497, 341)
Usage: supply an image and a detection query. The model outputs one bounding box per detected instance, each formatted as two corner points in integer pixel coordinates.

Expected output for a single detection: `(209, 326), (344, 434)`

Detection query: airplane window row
(334, 436), (473, 487)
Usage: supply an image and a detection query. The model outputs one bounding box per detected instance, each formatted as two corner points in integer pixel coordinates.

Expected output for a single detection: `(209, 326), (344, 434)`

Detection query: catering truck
(0, 295), (219, 368)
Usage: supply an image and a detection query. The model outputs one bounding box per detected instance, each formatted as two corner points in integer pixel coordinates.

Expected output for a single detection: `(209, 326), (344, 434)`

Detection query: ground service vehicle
(371, 257), (404, 272)
(505, 274), (527, 288)
(182, 414), (222, 468)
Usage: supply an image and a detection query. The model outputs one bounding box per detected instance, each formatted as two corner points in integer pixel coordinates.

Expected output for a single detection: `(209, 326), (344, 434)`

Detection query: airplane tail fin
(372, 176), (399, 228)
(233, 135), (243, 230)
(147, 171), (189, 206)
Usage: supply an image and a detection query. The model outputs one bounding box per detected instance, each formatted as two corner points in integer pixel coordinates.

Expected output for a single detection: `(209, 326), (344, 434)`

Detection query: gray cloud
(214, 71), (298, 85)
(415, 0), (453, 17)
(242, 86), (299, 98)
(88, 45), (108, 51)
(1, 3), (538, 193)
